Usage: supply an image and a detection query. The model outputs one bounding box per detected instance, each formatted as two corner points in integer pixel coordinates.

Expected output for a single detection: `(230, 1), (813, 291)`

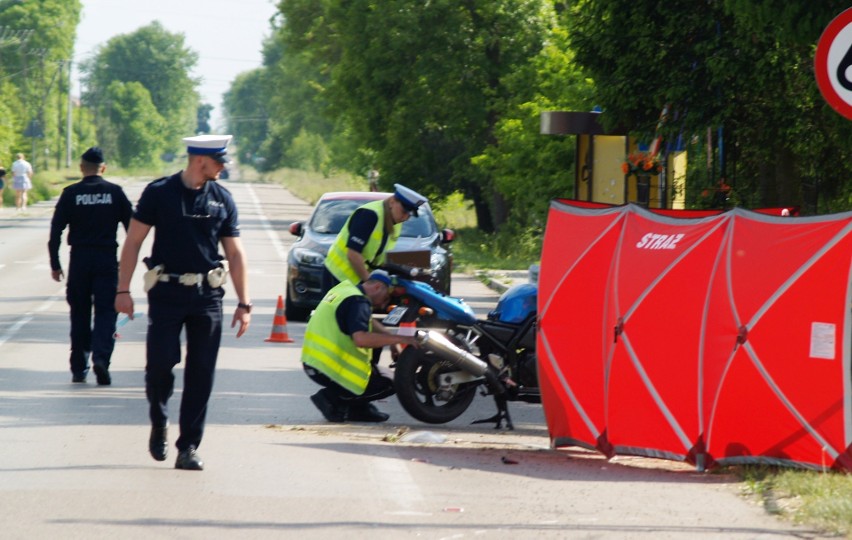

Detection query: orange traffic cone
(265, 295), (295, 343)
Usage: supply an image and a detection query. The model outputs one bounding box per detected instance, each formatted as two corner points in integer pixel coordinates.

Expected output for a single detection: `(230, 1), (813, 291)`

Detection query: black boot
(347, 403), (389, 422)
(149, 425), (168, 461)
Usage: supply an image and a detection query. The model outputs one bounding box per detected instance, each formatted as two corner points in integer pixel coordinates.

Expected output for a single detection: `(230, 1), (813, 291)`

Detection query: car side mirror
(289, 222), (304, 236)
(441, 228), (455, 243)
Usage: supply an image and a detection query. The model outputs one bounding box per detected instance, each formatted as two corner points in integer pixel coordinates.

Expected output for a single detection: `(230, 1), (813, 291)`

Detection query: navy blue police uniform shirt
(48, 175), (133, 271)
(134, 173), (240, 274)
(335, 286), (373, 336)
(346, 207), (388, 256)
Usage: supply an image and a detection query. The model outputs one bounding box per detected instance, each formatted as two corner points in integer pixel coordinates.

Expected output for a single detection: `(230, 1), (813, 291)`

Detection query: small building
(540, 111), (686, 209)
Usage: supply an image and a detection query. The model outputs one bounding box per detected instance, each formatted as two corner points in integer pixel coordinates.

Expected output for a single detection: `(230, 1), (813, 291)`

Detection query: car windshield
(310, 198), (436, 238)
(309, 200), (364, 234)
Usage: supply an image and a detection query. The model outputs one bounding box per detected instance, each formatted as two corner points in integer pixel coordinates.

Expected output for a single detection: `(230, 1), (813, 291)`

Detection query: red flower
(623, 151), (662, 177)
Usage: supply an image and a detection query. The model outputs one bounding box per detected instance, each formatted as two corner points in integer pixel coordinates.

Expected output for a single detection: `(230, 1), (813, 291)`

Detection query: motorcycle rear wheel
(393, 346), (478, 424)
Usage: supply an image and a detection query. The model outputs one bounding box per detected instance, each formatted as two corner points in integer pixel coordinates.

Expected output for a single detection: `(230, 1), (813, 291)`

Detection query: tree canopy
(264, 0), (571, 231)
(220, 1), (852, 222)
(0, 0), (81, 168)
(80, 21), (200, 167)
(562, 0), (852, 211)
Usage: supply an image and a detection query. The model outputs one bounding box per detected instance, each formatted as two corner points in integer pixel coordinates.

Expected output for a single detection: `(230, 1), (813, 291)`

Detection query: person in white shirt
(11, 153), (33, 212)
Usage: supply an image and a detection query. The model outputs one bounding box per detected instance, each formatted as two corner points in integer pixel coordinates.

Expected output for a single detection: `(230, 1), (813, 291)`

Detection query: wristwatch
(237, 302), (253, 313)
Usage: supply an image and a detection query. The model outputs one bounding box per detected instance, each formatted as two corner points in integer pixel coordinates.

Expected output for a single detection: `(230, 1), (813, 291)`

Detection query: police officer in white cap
(115, 134), (252, 471)
(323, 182), (427, 296)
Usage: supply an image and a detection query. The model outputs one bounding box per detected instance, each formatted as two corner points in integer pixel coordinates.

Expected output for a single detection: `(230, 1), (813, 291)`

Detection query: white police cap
(183, 134), (233, 164)
(393, 183), (427, 217)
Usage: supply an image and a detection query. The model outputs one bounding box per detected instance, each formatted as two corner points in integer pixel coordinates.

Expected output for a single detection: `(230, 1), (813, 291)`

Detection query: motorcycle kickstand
(471, 395), (514, 430)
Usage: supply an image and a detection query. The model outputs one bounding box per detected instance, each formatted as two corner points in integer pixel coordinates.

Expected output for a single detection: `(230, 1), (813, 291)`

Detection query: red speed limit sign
(816, 8), (852, 119)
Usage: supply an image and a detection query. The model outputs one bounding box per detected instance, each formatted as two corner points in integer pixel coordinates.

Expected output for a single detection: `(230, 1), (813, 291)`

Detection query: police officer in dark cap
(48, 146), (133, 385)
(115, 134), (251, 472)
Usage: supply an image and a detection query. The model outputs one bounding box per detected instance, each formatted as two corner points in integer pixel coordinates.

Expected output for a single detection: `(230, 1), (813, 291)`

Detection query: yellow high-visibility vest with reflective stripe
(301, 281), (372, 395)
(325, 200), (400, 284)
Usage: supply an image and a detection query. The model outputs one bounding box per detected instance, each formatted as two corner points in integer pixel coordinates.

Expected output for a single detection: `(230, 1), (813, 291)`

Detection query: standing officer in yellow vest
(322, 183), (427, 295)
(302, 270), (418, 422)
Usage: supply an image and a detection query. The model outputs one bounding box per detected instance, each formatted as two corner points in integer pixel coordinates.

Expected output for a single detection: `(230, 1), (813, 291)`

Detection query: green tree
(719, 1), (852, 212)
(0, 80), (22, 159)
(260, 18), (335, 171)
(275, 0), (553, 231)
(223, 68), (269, 165)
(562, 0), (852, 212)
(472, 25), (595, 229)
(0, 0), (81, 169)
(196, 103), (213, 134)
(102, 80), (165, 168)
(80, 21), (199, 155)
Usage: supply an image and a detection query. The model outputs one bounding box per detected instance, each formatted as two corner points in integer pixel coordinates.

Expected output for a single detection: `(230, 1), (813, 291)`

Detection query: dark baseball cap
(81, 146), (105, 164)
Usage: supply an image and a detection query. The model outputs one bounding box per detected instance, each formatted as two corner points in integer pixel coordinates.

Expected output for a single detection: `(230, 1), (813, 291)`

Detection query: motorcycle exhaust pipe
(414, 330), (505, 395)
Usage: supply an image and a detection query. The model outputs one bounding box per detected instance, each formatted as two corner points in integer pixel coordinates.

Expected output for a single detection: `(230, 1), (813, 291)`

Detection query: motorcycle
(380, 263), (539, 429)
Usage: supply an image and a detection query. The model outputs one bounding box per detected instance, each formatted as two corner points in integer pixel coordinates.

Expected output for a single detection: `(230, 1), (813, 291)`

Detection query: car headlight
(291, 247), (326, 265)
(430, 252), (448, 271)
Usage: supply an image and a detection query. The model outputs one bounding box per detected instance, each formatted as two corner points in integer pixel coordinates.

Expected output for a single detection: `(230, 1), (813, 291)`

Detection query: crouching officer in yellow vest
(302, 269), (418, 422)
(322, 183), (427, 296)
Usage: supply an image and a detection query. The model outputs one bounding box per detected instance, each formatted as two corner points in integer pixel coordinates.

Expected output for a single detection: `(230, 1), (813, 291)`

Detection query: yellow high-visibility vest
(301, 281), (372, 395)
(325, 200), (400, 284)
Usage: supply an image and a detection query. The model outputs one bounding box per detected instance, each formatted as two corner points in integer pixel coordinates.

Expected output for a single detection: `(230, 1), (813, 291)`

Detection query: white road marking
(370, 453), (425, 513)
(0, 293), (61, 349)
(243, 183), (289, 263)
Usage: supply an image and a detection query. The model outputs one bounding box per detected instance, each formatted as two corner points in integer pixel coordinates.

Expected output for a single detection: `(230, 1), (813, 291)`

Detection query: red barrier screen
(538, 201), (852, 471)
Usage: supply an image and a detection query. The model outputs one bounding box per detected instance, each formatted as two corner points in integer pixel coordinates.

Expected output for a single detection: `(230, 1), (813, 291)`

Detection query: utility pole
(66, 59), (72, 168)
(56, 59), (62, 170)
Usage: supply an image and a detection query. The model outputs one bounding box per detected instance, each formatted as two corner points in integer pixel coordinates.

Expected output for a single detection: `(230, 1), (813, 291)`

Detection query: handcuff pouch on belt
(143, 264), (164, 292)
(207, 263), (228, 288)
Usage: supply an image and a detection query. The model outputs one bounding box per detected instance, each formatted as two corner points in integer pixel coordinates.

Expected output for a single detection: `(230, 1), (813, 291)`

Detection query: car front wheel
(285, 293), (310, 322)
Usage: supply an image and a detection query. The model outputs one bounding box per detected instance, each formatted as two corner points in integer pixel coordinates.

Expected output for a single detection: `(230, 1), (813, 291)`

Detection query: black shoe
(93, 363), (111, 386)
(175, 446), (204, 471)
(310, 390), (346, 422)
(149, 425), (168, 462)
(71, 374), (87, 383)
(347, 403), (390, 423)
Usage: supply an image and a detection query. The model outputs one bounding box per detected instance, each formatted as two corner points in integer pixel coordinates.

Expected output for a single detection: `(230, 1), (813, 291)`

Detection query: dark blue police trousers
(66, 248), (119, 377)
(145, 281), (224, 452)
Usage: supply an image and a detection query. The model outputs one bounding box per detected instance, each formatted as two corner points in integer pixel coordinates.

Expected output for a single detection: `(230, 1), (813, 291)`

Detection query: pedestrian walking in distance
(48, 147), (132, 385)
(115, 134), (251, 472)
(11, 152), (33, 212)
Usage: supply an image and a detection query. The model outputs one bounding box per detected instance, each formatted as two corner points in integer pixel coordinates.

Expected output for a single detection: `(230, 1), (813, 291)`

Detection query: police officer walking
(115, 135), (251, 472)
(48, 147), (132, 385)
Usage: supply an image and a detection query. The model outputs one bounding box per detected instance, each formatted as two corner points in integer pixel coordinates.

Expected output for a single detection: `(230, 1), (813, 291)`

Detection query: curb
(475, 265), (539, 295)
(475, 271), (509, 295)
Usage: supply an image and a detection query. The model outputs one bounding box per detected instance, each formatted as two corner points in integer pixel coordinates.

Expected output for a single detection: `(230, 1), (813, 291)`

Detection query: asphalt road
(0, 174), (828, 539)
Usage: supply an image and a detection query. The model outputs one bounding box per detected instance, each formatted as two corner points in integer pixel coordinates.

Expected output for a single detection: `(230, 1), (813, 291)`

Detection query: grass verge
(736, 465), (852, 537)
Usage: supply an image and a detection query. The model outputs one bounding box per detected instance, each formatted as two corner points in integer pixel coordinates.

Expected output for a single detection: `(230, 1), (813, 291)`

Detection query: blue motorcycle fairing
(488, 283), (537, 324)
(396, 278), (477, 325)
